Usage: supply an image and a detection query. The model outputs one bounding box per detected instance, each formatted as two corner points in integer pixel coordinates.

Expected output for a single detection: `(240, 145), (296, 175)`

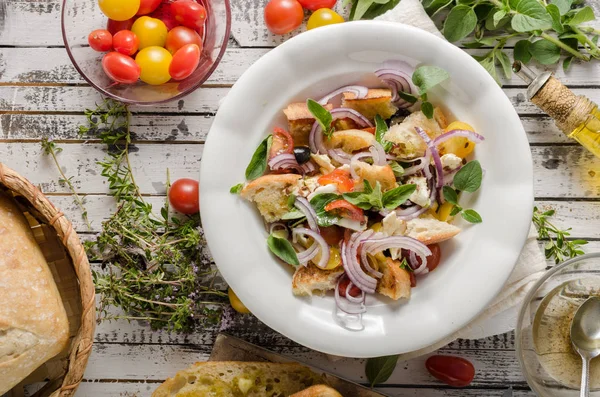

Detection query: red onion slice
(370, 142), (387, 166)
(359, 246), (384, 279)
(294, 196), (319, 232)
(292, 227), (330, 269)
(433, 129), (485, 147)
(345, 281), (366, 304)
(375, 60), (417, 108)
(416, 127), (443, 188)
(309, 108), (372, 155)
(268, 153), (303, 174)
(341, 237), (377, 294)
(350, 151), (372, 179)
(329, 148), (353, 165)
(296, 243), (319, 265)
(394, 205), (429, 220)
(403, 157), (427, 176)
(318, 85), (369, 105)
(300, 161), (317, 175)
(269, 222), (288, 237)
(334, 275), (367, 315)
(362, 235), (431, 274)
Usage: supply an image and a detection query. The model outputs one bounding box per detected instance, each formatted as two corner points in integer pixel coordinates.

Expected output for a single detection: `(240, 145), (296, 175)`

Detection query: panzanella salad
(231, 60), (485, 325)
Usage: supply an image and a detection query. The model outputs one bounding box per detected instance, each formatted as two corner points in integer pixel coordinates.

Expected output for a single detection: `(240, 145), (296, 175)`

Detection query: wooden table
(2, 1), (600, 396)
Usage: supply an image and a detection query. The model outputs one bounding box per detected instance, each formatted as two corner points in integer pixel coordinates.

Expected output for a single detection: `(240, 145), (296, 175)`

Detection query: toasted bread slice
(240, 174), (301, 222)
(405, 217), (461, 245)
(290, 385), (343, 397)
(384, 109), (446, 158)
(327, 129), (376, 153)
(342, 88), (398, 120)
(376, 258), (412, 301)
(292, 263), (344, 296)
(283, 103), (334, 146)
(352, 162), (398, 192)
(151, 362), (324, 397)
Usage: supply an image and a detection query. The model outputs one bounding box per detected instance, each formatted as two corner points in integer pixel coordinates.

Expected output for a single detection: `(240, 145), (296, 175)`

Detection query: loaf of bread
(0, 192), (70, 394)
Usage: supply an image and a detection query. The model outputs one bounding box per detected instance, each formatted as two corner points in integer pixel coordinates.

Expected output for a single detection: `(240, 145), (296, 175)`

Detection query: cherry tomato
(307, 8), (344, 30)
(102, 52), (141, 84)
(107, 18), (135, 35)
(298, 0), (336, 11)
(363, 127), (376, 134)
(270, 127), (295, 158)
(264, 0), (304, 35)
(171, 0), (207, 30)
(135, 46), (173, 85)
(169, 44), (200, 80)
(425, 355), (475, 387)
(131, 16), (168, 49)
(228, 288), (250, 314)
(112, 30), (139, 56)
(319, 225), (344, 246)
(169, 178), (199, 214)
(409, 272), (417, 288)
(324, 200), (364, 222)
(318, 168), (354, 193)
(99, 0), (141, 21)
(408, 243), (442, 272)
(149, 2), (179, 30)
(165, 26), (203, 54)
(338, 276), (362, 298)
(137, 0), (162, 15)
(88, 29), (113, 52)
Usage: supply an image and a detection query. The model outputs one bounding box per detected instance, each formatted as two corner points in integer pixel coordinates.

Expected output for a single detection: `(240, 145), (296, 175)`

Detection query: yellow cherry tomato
(307, 8), (344, 30)
(439, 121), (477, 158)
(135, 46), (172, 85)
(312, 246), (342, 270)
(228, 288), (250, 314)
(99, 0), (140, 21)
(131, 16), (168, 49)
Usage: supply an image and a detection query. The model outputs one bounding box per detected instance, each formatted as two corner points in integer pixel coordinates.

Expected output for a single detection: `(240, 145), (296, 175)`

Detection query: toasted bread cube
(405, 216), (461, 245)
(342, 89), (398, 121)
(352, 162), (398, 191)
(376, 258), (411, 300)
(283, 103), (334, 146)
(292, 263), (344, 296)
(384, 109), (446, 158)
(240, 174), (301, 222)
(327, 129), (376, 153)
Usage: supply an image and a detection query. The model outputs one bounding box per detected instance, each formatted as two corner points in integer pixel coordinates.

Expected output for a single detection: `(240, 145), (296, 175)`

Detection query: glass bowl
(516, 253), (600, 396)
(61, 0), (231, 105)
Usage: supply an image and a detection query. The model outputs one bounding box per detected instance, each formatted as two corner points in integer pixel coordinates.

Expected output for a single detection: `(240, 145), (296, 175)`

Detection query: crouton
(352, 162), (398, 191)
(311, 154), (336, 174)
(292, 264), (344, 296)
(342, 89), (398, 120)
(384, 109), (446, 159)
(283, 102), (333, 146)
(405, 217), (461, 245)
(326, 129), (376, 153)
(240, 174), (301, 222)
(376, 258), (411, 300)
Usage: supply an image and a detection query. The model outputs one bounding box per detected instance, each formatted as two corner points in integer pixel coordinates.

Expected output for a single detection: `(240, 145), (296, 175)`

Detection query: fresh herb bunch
(80, 99), (226, 331)
(533, 206), (588, 264)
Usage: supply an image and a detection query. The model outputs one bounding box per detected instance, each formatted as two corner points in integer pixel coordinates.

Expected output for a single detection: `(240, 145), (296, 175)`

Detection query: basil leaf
(287, 194), (296, 209)
(530, 39), (561, 65)
(342, 192), (373, 210)
(365, 355), (399, 387)
(230, 183), (244, 194)
(375, 115), (393, 152)
(281, 210), (306, 220)
(453, 160), (483, 192)
(353, 0), (375, 20)
(450, 206), (462, 216)
(389, 161), (404, 177)
(399, 258), (413, 272)
(496, 50), (512, 79)
(511, 0), (553, 32)
(245, 135), (272, 180)
(443, 5), (478, 42)
(546, 4), (564, 33)
(421, 101), (434, 119)
(382, 184), (417, 210)
(550, 0), (572, 15)
(412, 66), (450, 96)
(267, 234), (299, 266)
(371, 181), (384, 209)
(568, 6), (595, 26)
(310, 193), (341, 227)
(397, 91), (419, 104)
(461, 209), (483, 223)
(307, 99), (334, 138)
(563, 56), (573, 72)
(442, 186), (459, 205)
(514, 40), (532, 63)
(362, 0), (401, 19)
(363, 180), (374, 194)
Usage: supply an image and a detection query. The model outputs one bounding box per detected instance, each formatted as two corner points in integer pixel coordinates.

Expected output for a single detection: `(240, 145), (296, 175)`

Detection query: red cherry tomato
(319, 226), (344, 246)
(338, 276), (362, 298)
(169, 44), (201, 80)
(169, 178), (200, 214)
(171, 0), (207, 30)
(137, 0), (162, 15)
(88, 29), (113, 52)
(113, 30), (140, 56)
(107, 18), (135, 34)
(425, 244), (441, 271)
(102, 52), (141, 84)
(409, 272), (417, 288)
(425, 355), (475, 387)
(318, 169), (354, 193)
(264, 0), (304, 35)
(149, 2), (179, 30)
(298, 0), (336, 11)
(269, 127), (295, 159)
(165, 26), (203, 54)
(324, 200), (364, 222)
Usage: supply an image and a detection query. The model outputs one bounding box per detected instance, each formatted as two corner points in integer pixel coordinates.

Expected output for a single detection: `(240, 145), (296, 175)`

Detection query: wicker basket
(0, 163), (95, 397)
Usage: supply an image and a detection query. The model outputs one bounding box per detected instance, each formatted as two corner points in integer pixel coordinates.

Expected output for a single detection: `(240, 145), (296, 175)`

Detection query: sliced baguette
(384, 109), (446, 158)
(342, 88), (398, 120)
(376, 258), (411, 301)
(292, 264), (344, 296)
(151, 362), (324, 397)
(290, 385), (343, 397)
(283, 103), (333, 146)
(351, 162), (398, 192)
(327, 129), (376, 153)
(405, 217), (461, 245)
(240, 174), (301, 223)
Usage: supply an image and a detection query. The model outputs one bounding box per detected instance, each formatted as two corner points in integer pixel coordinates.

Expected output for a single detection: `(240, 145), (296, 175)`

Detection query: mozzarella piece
(406, 176), (430, 208)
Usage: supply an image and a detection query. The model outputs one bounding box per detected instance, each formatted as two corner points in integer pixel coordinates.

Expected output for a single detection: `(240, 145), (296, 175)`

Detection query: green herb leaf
(550, 0), (573, 15)
(307, 99), (334, 138)
(421, 101), (435, 119)
(245, 135), (272, 180)
(365, 355), (400, 387)
(412, 66), (450, 96)
(267, 234), (300, 266)
(230, 183), (244, 194)
(310, 193), (341, 226)
(563, 56), (573, 72)
(343, 181), (384, 210)
(514, 40), (533, 63)
(453, 160), (483, 192)
(362, 0), (401, 19)
(511, 0), (552, 32)
(399, 257), (413, 272)
(496, 50), (512, 79)
(546, 4), (564, 33)
(461, 209), (483, 223)
(397, 91), (419, 104)
(530, 39), (561, 65)
(493, 9), (508, 27)
(287, 194), (296, 209)
(450, 206), (462, 216)
(442, 186), (459, 205)
(389, 161), (404, 177)
(382, 184), (417, 209)
(375, 115), (393, 152)
(479, 56), (500, 85)
(568, 6), (595, 26)
(281, 210), (306, 220)
(443, 5), (478, 42)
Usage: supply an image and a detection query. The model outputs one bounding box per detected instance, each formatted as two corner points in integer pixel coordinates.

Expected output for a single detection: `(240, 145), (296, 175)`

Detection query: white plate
(200, 21), (533, 357)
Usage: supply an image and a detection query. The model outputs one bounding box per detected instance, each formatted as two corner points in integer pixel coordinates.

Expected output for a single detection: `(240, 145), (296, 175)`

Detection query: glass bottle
(513, 61), (600, 158)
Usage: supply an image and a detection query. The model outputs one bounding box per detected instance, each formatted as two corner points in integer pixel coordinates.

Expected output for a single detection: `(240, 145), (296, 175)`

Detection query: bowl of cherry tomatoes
(61, 0), (231, 105)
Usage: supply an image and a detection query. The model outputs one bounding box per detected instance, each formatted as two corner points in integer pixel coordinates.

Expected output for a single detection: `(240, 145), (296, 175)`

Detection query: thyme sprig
(533, 206), (588, 264)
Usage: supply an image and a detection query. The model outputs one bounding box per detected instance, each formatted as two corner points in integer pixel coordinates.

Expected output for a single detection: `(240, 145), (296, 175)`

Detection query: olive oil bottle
(513, 61), (600, 158)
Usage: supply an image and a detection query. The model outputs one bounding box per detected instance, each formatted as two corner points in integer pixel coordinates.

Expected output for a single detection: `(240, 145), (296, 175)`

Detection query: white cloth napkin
(374, 0), (547, 360)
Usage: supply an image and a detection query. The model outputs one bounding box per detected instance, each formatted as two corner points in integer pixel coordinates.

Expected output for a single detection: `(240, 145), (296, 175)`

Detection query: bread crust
(290, 384), (343, 397)
(240, 174), (301, 222)
(292, 264), (344, 296)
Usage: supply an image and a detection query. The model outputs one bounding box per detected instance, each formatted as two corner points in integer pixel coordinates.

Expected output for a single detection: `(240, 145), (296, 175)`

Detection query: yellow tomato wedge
(439, 121), (477, 158)
(313, 246), (342, 270)
(228, 288), (250, 314)
(437, 201), (455, 222)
